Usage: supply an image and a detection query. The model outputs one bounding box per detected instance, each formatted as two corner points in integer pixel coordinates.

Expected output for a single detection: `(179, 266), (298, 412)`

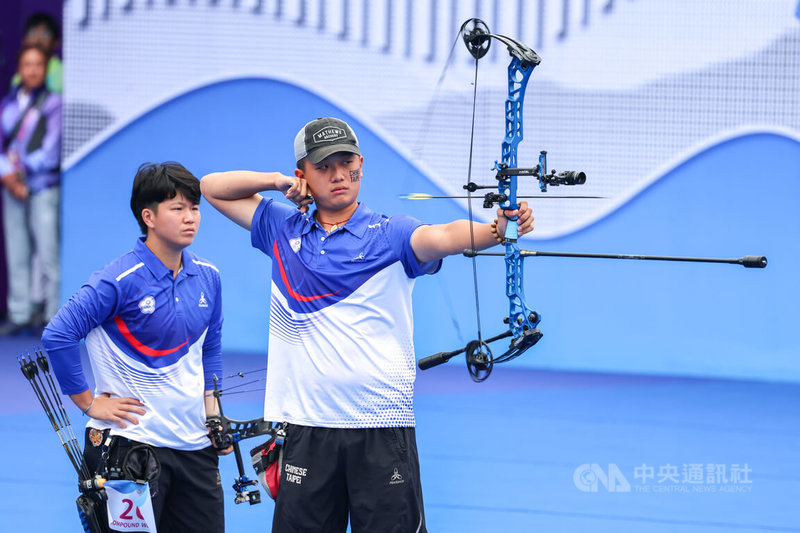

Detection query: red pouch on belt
(250, 437), (283, 500)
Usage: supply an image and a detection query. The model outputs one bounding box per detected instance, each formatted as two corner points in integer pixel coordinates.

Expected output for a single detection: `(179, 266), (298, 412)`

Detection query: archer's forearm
(200, 170), (291, 201)
(204, 391), (220, 417)
(412, 220), (500, 263)
(70, 389), (94, 413)
(461, 221), (502, 253)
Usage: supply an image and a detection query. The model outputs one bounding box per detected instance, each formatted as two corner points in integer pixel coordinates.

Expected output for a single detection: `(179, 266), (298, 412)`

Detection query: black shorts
(272, 425), (427, 533)
(83, 428), (225, 533)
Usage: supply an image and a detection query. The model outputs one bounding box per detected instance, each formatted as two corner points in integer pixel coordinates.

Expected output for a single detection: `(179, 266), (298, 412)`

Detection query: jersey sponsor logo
(389, 467), (405, 485)
(350, 252), (366, 262)
(367, 222), (383, 229)
(198, 292), (208, 308)
(138, 296), (156, 314)
(289, 237), (302, 253)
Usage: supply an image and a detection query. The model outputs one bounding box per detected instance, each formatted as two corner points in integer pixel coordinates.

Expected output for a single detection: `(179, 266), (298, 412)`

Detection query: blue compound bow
(416, 19), (766, 382)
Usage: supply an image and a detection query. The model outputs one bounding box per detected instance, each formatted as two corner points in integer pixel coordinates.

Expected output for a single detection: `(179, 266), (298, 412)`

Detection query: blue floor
(2, 333), (798, 532)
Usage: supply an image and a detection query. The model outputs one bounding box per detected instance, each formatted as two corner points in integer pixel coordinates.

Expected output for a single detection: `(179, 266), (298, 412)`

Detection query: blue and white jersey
(251, 199), (440, 428)
(42, 239), (223, 450)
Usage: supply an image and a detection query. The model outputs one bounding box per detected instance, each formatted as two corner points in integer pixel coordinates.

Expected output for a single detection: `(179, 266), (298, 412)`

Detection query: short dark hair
(25, 12), (61, 42)
(16, 43), (49, 68)
(130, 162), (201, 235)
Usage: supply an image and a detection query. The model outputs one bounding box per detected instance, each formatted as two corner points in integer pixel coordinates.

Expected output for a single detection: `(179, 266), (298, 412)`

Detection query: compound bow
(416, 19), (767, 382)
(205, 373), (282, 505)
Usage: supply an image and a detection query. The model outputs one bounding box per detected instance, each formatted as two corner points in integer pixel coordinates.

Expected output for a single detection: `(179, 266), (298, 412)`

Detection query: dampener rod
(464, 250), (767, 268)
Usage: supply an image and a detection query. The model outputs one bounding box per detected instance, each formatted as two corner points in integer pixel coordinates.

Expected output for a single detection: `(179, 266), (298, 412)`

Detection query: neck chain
(316, 215), (351, 233)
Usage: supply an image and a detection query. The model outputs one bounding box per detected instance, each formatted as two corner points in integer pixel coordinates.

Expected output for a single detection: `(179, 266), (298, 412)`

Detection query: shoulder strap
(2, 88), (50, 152)
(25, 89), (52, 154)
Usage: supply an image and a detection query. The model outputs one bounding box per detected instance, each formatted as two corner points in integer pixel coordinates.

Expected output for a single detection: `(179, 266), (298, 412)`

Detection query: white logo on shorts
(389, 467), (404, 485)
(285, 463), (308, 485)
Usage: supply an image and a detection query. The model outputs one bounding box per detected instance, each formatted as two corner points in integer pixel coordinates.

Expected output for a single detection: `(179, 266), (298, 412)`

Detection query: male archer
(200, 117), (533, 532)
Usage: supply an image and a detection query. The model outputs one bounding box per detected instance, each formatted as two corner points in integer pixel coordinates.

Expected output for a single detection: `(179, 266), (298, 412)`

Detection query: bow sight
(415, 18), (767, 383)
(467, 150), (589, 208)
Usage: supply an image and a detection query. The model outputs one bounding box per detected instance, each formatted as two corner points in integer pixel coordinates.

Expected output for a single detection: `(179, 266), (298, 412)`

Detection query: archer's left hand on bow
(496, 201), (534, 240)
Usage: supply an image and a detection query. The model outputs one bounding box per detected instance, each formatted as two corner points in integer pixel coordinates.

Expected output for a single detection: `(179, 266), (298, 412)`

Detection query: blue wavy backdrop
(62, 78), (800, 382)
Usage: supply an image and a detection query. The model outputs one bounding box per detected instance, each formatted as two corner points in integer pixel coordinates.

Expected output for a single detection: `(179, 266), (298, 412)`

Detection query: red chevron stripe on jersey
(114, 315), (190, 357)
(273, 241), (340, 302)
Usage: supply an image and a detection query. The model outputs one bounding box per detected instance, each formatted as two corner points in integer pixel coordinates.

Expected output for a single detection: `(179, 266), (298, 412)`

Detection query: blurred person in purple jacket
(0, 43), (62, 335)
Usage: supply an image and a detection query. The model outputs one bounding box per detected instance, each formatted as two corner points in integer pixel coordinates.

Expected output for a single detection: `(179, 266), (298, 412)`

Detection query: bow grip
(503, 218), (519, 241)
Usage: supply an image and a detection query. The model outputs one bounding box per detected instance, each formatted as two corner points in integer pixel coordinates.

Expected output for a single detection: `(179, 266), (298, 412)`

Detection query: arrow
(400, 193), (604, 200)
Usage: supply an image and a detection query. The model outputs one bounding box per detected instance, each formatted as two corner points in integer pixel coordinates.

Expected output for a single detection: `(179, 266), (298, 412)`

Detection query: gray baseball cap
(294, 117), (361, 165)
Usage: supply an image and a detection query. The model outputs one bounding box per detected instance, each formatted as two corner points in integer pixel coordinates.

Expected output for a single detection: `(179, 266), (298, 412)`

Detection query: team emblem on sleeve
(138, 296), (156, 314)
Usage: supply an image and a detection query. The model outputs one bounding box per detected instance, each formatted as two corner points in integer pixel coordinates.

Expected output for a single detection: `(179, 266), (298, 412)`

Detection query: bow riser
(498, 49), (542, 353)
(496, 56), (536, 242)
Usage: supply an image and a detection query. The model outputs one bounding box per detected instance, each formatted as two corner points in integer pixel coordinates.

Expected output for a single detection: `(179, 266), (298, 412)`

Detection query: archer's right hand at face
(282, 175), (314, 213)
